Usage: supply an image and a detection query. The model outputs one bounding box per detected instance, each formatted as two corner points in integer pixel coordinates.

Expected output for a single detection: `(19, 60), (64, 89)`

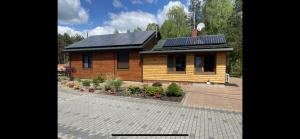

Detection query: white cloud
(83, 26), (116, 36)
(105, 11), (157, 32)
(85, 0), (92, 4)
(58, 26), (84, 36)
(112, 0), (127, 9)
(156, 0), (188, 25)
(58, 0), (189, 37)
(58, 0), (89, 24)
(131, 0), (142, 4)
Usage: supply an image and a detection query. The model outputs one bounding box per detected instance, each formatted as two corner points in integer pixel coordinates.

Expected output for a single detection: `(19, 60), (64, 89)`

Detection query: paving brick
(58, 88), (242, 139)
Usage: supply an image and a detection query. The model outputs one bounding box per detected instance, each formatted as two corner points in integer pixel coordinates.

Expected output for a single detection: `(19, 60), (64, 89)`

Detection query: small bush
(126, 86), (141, 95)
(166, 82), (183, 97)
(152, 82), (162, 87)
(105, 77), (122, 92)
(145, 86), (164, 96)
(82, 80), (91, 87)
(92, 78), (101, 88)
(74, 78), (81, 82)
(74, 82), (80, 90)
(94, 74), (105, 83)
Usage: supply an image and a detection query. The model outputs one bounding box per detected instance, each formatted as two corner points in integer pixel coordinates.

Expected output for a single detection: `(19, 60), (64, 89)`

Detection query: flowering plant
(88, 87), (95, 93)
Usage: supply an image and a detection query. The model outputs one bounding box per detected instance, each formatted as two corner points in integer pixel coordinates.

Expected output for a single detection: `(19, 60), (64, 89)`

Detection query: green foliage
(152, 82), (162, 87)
(93, 74), (105, 83)
(203, 0), (233, 34)
(92, 78), (100, 87)
(226, 0), (242, 77)
(166, 83), (183, 97)
(58, 33), (84, 64)
(188, 0), (204, 29)
(126, 86), (142, 95)
(146, 23), (158, 31)
(82, 80), (91, 87)
(59, 76), (68, 80)
(74, 77), (81, 82)
(105, 77), (122, 92)
(145, 86), (164, 96)
(160, 6), (190, 39)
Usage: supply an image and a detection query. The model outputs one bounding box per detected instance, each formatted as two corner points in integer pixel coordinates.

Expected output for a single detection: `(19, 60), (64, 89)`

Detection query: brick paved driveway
(58, 88), (242, 139)
(182, 78), (242, 112)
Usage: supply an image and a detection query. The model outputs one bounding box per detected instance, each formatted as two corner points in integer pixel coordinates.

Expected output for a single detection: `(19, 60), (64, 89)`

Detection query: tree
(160, 6), (190, 39)
(146, 23), (158, 31)
(225, 0), (242, 77)
(133, 26), (142, 32)
(203, 0), (233, 34)
(188, 0), (204, 29)
(57, 33), (84, 64)
(113, 28), (119, 34)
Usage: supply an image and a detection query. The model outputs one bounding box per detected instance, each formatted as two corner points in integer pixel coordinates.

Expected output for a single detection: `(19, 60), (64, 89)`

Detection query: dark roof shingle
(65, 31), (155, 49)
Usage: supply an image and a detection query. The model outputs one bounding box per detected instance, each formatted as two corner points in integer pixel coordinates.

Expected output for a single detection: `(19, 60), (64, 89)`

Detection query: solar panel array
(163, 35), (226, 47)
(65, 31), (155, 49)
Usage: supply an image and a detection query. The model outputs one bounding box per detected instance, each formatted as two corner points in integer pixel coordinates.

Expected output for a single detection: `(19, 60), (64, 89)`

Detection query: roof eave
(140, 48), (233, 54)
(63, 45), (143, 52)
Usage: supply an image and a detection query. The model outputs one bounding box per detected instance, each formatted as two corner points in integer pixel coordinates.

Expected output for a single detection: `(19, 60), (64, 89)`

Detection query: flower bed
(58, 76), (185, 102)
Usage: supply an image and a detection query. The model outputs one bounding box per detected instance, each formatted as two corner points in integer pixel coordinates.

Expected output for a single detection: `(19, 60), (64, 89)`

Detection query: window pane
(204, 55), (215, 72)
(117, 52), (129, 69)
(167, 54), (174, 71)
(175, 55), (185, 71)
(83, 54), (91, 68)
(195, 55), (202, 72)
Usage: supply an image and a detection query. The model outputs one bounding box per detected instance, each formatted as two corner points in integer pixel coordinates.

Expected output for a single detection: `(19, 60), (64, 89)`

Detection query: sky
(58, 0), (192, 37)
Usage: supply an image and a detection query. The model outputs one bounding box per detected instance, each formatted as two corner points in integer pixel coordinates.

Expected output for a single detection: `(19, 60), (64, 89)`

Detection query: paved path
(182, 78), (242, 112)
(58, 88), (242, 139)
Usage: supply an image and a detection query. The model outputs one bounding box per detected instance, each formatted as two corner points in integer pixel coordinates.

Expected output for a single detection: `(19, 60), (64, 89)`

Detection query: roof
(140, 34), (233, 54)
(64, 31), (155, 52)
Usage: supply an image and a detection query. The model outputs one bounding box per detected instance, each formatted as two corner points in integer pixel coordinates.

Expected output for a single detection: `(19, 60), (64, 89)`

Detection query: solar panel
(163, 35), (226, 47)
(65, 31), (155, 49)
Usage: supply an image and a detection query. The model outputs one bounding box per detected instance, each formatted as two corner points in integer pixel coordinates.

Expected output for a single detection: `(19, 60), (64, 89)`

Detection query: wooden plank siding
(70, 50), (142, 81)
(142, 52), (227, 83)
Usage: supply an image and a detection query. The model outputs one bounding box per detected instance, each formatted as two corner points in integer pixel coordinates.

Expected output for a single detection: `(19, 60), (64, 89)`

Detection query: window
(82, 53), (92, 69)
(117, 52), (129, 69)
(194, 54), (216, 73)
(195, 55), (202, 72)
(167, 54), (174, 71)
(167, 54), (186, 72)
(204, 55), (215, 72)
(176, 55), (186, 71)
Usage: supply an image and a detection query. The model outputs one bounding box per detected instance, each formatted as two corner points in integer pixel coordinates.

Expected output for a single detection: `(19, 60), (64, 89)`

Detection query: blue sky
(58, 0), (191, 37)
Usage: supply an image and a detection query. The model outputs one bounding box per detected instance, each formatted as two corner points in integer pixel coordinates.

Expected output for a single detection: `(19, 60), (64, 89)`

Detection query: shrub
(126, 86), (141, 95)
(166, 82), (183, 97)
(74, 78), (81, 82)
(67, 82), (75, 88)
(60, 76), (68, 81)
(74, 82), (80, 90)
(92, 78), (101, 88)
(145, 86), (164, 96)
(82, 80), (91, 87)
(105, 77), (122, 92)
(88, 87), (95, 93)
(94, 74), (105, 83)
(152, 82), (162, 87)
